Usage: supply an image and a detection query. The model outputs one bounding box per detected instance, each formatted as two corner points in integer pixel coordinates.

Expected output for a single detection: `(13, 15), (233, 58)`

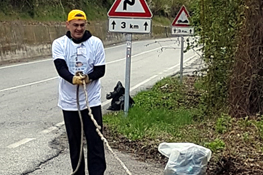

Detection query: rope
(71, 85), (84, 175)
(71, 80), (132, 175)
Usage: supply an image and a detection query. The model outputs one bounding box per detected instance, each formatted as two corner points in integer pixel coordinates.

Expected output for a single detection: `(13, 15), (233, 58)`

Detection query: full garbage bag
(158, 142), (212, 175)
(106, 81), (135, 111)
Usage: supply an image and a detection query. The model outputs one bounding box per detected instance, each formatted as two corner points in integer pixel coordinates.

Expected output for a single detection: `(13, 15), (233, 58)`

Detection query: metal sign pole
(180, 36), (184, 83)
(170, 5), (193, 84)
(124, 33), (132, 116)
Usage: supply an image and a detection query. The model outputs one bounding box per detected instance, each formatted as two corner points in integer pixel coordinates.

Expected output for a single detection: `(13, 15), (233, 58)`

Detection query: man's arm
(52, 38), (76, 84)
(54, 59), (74, 84)
(87, 65), (105, 81)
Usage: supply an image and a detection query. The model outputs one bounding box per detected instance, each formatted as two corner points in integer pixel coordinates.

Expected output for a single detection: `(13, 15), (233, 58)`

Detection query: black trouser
(63, 106), (106, 175)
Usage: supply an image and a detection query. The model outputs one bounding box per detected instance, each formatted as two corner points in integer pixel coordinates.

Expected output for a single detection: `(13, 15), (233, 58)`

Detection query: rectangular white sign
(171, 26), (194, 36)
(108, 18), (151, 34)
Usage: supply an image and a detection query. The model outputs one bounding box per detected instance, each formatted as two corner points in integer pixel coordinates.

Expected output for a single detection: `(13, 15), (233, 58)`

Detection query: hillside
(0, 0), (189, 25)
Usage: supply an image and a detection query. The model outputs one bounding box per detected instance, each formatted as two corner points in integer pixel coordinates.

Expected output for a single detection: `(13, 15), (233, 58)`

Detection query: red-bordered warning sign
(108, 0), (153, 18)
(171, 5), (191, 27)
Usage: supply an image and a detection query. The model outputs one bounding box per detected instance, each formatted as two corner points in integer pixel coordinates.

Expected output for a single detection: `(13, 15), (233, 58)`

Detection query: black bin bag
(106, 81), (135, 111)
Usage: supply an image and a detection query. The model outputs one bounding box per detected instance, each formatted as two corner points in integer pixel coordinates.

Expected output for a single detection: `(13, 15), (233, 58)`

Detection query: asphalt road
(0, 37), (200, 175)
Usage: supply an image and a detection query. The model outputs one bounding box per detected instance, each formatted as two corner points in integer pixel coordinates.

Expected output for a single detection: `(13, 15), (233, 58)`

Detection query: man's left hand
(75, 71), (91, 84)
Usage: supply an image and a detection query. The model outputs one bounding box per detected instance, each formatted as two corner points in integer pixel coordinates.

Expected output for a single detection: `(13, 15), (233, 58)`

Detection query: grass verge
(103, 75), (263, 174)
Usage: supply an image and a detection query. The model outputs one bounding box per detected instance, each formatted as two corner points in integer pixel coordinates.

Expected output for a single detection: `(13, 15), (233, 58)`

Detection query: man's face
(66, 19), (86, 40)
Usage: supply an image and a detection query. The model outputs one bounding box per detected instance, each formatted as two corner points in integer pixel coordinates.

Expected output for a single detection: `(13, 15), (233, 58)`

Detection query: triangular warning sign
(172, 5), (191, 27)
(108, 0), (153, 18)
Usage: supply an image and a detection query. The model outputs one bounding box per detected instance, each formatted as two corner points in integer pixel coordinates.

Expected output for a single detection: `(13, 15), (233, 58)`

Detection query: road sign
(108, 18), (151, 33)
(171, 5), (194, 36)
(172, 26), (194, 36)
(108, 0), (153, 18)
(172, 5), (190, 27)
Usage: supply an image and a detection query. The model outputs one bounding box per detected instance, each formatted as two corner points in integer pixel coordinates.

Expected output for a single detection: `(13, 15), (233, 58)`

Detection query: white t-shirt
(52, 35), (105, 111)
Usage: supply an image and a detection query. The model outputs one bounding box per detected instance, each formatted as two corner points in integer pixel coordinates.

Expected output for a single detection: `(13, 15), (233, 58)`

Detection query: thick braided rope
(83, 82), (132, 175)
(71, 85), (84, 175)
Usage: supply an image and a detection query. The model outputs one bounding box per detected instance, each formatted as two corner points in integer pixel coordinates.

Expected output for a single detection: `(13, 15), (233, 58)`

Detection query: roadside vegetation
(104, 75), (263, 174)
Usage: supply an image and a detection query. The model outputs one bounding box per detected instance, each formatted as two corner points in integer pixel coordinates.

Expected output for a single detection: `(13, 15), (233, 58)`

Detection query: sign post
(180, 36), (184, 83)
(124, 34), (132, 114)
(171, 5), (194, 83)
(107, 0), (153, 115)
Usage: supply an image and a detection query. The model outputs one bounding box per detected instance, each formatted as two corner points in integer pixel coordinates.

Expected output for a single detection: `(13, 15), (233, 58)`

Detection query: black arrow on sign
(124, 0), (135, 10)
(144, 22), (148, 31)
(111, 21), (116, 29)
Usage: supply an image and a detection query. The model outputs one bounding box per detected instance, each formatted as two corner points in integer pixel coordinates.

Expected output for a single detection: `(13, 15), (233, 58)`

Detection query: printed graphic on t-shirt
(69, 52), (88, 74)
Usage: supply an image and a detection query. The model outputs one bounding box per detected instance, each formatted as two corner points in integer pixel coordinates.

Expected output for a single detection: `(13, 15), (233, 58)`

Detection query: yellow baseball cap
(67, 9), (87, 22)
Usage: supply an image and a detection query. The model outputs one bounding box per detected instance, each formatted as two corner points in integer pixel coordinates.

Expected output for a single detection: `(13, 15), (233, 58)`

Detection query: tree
(229, 0), (263, 118)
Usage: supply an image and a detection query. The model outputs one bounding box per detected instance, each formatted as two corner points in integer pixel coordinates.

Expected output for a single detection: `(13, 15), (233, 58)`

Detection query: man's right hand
(72, 75), (84, 85)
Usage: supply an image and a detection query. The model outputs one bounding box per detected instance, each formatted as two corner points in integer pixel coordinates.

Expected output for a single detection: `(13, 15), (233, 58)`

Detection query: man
(52, 9), (106, 175)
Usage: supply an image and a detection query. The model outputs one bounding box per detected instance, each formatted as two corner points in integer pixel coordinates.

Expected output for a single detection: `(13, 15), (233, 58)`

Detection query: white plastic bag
(158, 142), (212, 175)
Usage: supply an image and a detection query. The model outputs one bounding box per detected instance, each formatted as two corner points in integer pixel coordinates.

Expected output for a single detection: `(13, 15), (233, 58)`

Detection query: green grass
(103, 76), (202, 141)
(204, 138), (225, 153)
(104, 107), (195, 140)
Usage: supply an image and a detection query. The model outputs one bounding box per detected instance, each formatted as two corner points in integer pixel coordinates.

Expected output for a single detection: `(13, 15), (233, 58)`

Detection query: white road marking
(40, 121), (65, 134)
(131, 75), (158, 91)
(131, 55), (196, 91)
(40, 126), (58, 134)
(0, 58), (51, 70)
(56, 121), (64, 127)
(7, 138), (36, 149)
(0, 77), (58, 93)
(104, 43), (126, 50)
(106, 47), (161, 65)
